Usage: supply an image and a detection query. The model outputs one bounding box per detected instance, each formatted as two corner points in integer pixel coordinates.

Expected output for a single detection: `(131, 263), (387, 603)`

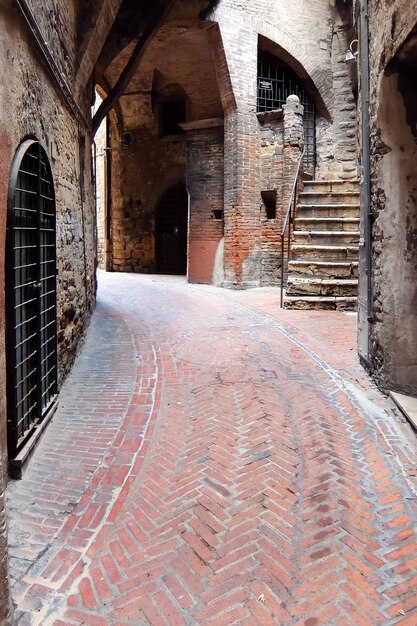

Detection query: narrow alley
(7, 272), (417, 626)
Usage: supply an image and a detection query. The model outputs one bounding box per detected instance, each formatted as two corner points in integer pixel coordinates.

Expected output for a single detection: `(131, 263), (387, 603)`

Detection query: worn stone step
(286, 275), (358, 297)
(303, 179), (359, 193)
(298, 191), (360, 205)
(288, 260), (358, 278)
(294, 217), (360, 231)
(296, 203), (360, 218)
(291, 244), (359, 261)
(283, 295), (357, 311)
(292, 230), (360, 245)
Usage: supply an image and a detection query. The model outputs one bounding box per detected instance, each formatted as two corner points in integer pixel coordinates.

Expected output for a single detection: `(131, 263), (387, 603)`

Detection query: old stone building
(2, 0), (417, 620)
(356, 0), (417, 396)
(96, 0), (359, 300)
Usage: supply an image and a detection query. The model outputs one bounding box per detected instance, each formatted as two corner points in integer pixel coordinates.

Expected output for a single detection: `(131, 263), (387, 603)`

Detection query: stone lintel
(179, 118), (224, 131)
(256, 109), (283, 124)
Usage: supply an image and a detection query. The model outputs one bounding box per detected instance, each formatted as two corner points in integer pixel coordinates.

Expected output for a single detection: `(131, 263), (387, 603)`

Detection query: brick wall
(184, 123), (224, 283)
(107, 25), (223, 275)
(211, 0), (357, 181)
(259, 112), (284, 285)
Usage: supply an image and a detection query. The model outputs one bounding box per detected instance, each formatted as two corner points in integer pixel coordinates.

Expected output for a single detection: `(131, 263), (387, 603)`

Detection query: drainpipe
(358, 0), (372, 364)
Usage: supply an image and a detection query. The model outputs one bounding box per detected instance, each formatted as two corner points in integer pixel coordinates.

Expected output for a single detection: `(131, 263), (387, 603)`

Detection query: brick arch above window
(257, 31), (332, 120)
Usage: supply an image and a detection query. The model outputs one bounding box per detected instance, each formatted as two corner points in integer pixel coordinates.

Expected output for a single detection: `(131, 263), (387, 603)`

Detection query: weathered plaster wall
(367, 0), (417, 394)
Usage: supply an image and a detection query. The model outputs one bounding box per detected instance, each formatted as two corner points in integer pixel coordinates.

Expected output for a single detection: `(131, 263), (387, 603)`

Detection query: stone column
(181, 119), (224, 284)
(282, 95), (304, 216)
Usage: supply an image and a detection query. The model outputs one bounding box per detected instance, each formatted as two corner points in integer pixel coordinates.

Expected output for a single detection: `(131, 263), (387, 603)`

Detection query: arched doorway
(5, 140), (57, 460)
(156, 185), (188, 275)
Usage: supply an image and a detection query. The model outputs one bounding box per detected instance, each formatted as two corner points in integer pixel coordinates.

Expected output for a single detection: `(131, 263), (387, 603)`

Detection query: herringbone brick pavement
(7, 273), (417, 625)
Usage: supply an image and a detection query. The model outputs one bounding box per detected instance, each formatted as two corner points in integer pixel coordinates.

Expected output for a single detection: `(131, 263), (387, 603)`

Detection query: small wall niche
(261, 190), (277, 220)
(159, 100), (186, 136)
(212, 209), (224, 220)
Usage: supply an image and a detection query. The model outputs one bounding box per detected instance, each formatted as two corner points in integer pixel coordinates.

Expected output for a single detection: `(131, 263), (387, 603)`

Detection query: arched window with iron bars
(257, 52), (316, 175)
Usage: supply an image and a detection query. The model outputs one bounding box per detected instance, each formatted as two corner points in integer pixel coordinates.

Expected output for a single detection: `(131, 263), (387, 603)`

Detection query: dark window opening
(262, 190), (277, 220)
(257, 51), (316, 175)
(212, 209), (224, 220)
(6, 140), (58, 463)
(159, 100), (186, 136)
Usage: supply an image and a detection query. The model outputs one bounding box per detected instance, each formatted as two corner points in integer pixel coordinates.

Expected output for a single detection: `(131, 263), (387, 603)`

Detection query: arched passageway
(156, 184), (188, 275)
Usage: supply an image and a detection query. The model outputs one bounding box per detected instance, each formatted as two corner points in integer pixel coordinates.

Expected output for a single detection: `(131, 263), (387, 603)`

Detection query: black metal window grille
(257, 53), (316, 174)
(6, 140), (57, 457)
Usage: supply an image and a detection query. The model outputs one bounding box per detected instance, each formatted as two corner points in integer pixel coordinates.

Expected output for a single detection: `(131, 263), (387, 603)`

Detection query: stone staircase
(283, 179), (360, 310)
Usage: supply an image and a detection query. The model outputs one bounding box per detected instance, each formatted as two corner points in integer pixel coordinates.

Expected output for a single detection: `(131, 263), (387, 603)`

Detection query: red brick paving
(7, 272), (417, 625)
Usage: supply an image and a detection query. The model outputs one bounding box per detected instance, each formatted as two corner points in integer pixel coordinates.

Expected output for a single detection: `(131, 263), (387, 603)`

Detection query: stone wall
(24, 0), (77, 82)
(110, 125), (186, 273)
(365, 0), (417, 394)
(0, 0), (97, 483)
(0, 3), (96, 619)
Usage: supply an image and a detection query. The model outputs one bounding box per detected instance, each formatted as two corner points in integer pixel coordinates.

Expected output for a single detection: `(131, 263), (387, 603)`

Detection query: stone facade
(96, 0), (358, 288)
(358, 0), (417, 394)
